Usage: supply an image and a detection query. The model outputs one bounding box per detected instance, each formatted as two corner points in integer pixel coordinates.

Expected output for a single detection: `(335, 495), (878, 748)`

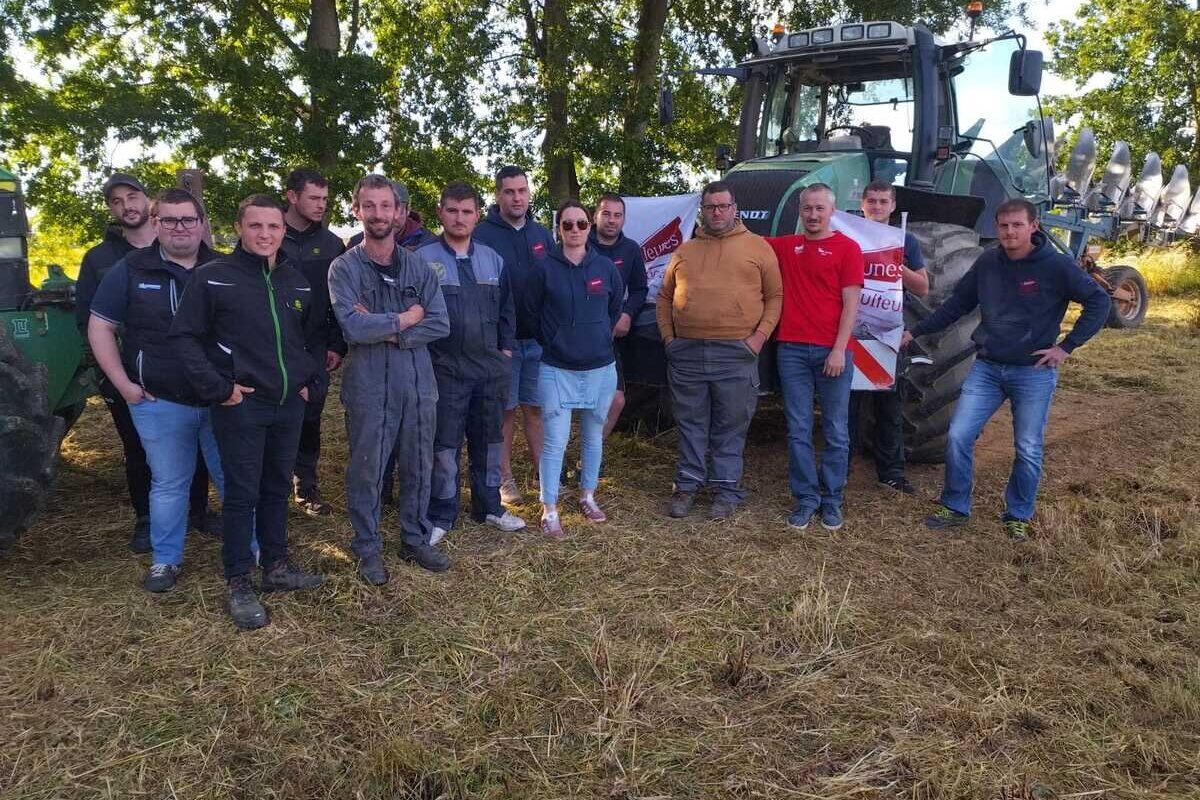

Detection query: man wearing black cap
(76, 172), (215, 552)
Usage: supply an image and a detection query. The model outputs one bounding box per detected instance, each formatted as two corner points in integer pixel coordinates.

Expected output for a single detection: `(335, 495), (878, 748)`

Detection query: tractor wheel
(1103, 265), (1149, 329)
(0, 324), (63, 549)
(901, 221), (985, 464)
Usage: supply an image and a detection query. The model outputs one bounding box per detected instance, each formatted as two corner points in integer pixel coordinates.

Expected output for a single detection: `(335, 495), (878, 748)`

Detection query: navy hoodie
(911, 232), (1110, 365)
(587, 230), (649, 317)
(525, 247), (624, 371)
(474, 205), (555, 340)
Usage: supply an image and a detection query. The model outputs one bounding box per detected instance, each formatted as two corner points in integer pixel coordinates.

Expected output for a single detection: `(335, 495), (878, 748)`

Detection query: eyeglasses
(701, 203), (735, 213)
(158, 216), (201, 230)
(560, 220), (590, 231)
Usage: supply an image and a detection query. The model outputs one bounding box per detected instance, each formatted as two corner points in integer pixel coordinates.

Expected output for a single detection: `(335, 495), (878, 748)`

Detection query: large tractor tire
(1103, 265), (1149, 329)
(0, 325), (64, 549)
(901, 222), (985, 463)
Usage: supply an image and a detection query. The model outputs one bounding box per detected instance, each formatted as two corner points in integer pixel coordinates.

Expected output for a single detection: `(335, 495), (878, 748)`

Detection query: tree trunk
(306, 0), (341, 172)
(539, 0), (579, 203)
(618, 0), (670, 194)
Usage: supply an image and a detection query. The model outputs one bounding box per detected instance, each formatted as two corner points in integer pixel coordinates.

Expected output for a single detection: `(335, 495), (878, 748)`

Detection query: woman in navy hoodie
(525, 200), (624, 538)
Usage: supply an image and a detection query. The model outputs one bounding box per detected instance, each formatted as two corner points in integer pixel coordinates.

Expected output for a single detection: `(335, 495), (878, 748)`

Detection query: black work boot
(128, 515), (151, 553)
(668, 491), (696, 519)
(261, 559), (324, 592)
(710, 498), (738, 521)
(358, 553), (390, 586)
(398, 543), (450, 573)
(227, 575), (268, 630)
(293, 488), (333, 517)
(189, 509), (223, 536)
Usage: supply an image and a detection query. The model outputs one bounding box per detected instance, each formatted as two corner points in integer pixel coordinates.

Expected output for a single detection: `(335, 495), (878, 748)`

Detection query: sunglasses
(560, 219), (590, 231)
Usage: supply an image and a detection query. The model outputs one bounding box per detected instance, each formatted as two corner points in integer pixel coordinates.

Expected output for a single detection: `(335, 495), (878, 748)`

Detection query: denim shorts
(506, 338), (543, 410)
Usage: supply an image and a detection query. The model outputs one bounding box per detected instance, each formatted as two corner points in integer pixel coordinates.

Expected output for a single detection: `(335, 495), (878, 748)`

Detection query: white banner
(830, 210), (907, 391)
(621, 193), (701, 312)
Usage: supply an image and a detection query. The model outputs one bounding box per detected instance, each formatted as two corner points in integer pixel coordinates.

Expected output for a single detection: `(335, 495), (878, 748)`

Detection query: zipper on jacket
(169, 278), (178, 316)
(262, 265), (289, 404)
(137, 350), (145, 387)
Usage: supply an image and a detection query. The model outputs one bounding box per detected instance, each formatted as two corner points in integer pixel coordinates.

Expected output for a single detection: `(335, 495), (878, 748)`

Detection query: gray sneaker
(144, 563), (179, 593)
(357, 554), (389, 586)
(399, 543), (451, 573)
(486, 511), (527, 532)
(668, 491), (696, 518)
(227, 575), (268, 630)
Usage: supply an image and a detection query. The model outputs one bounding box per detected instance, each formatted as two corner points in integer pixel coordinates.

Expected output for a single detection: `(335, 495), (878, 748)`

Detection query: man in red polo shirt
(768, 183), (864, 531)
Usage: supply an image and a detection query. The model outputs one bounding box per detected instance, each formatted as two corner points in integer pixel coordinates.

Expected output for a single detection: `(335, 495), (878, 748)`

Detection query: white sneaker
(486, 511), (527, 532)
(429, 526), (447, 545)
(499, 478), (523, 505)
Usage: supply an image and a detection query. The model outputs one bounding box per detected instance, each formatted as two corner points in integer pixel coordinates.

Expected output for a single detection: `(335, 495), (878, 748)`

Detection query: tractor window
(951, 39), (1049, 202)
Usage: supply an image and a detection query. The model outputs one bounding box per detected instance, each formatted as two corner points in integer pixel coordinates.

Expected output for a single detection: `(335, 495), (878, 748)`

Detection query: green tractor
(642, 17), (1147, 461)
(0, 167), (94, 547)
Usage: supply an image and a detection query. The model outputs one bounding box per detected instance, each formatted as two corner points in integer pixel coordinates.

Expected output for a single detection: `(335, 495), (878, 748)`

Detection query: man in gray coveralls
(329, 174), (451, 584)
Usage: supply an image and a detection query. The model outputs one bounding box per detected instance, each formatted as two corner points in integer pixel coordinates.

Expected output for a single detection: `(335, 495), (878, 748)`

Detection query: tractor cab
(700, 21), (1050, 239)
(0, 166), (31, 312)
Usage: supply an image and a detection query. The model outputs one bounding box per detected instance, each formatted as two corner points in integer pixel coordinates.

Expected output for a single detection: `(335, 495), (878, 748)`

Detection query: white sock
(581, 490), (595, 504)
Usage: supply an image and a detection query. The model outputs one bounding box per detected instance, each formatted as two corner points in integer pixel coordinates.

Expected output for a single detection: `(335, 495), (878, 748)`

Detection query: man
(415, 181), (526, 544)
(848, 180), (929, 493)
(768, 184), (864, 532)
(904, 199), (1110, 542)
(588, 192), (649, 436)
(347, 181), (433, 250)
(170, 194), (325, 630)
(88, 188), (224, 593)
(329, 175), (451, 585)
(657, 181), (782, 520)
(76, 173), (214, 551)
(280, 168), (347, 517)
(473, 166), (555, 504)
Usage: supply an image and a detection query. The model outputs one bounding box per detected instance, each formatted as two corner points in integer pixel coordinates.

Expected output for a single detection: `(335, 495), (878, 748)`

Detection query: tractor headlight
(867, 23), (893, 39)
(812, 28), (834, 44)
(841, 25), (864, 41)
(787, 32), (809, 48)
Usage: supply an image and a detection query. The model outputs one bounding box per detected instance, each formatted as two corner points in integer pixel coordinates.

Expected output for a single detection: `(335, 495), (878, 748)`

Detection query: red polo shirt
(768, 231), (864, 347)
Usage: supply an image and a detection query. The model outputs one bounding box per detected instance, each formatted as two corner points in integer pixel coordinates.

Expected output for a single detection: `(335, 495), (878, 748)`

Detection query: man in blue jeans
(768, 184), (864, 531)
(88, 188), (224, 592)
(904, 199), (1110, 541)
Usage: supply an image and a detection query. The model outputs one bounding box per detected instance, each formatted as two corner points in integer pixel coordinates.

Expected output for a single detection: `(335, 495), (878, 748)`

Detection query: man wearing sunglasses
(657, 181), (782, 521)
(76, 173), (216, 552)
(87, 189), (224, 593)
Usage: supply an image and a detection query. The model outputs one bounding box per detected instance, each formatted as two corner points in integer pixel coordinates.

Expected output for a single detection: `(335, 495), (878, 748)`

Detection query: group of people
(77, 165), (1111, 631)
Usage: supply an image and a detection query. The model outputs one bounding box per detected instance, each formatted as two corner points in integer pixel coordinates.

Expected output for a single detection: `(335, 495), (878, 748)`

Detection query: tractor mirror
(715, 144), (733, 172)
(658, 83), (675, 126)
(1008, 49), (1043, 96)
(1021, 120), (1044, 159)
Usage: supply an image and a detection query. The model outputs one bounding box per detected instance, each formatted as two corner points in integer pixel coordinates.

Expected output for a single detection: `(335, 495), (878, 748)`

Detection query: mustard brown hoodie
(656, 220), (782, 343)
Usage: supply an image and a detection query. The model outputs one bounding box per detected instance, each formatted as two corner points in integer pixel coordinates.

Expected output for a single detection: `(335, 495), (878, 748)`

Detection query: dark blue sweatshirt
(525, 247), (624, 371)
(587, 230), (649, 317)
(911, 232), (1111, 365)
(474, 205), (555, 340)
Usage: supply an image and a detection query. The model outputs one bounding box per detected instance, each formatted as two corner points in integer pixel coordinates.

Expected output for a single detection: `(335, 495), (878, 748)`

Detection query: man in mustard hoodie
(657, 181), (783, 520)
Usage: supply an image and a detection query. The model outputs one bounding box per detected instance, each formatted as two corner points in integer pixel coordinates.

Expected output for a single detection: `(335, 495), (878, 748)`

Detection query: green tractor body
(0, 166), (95, 547)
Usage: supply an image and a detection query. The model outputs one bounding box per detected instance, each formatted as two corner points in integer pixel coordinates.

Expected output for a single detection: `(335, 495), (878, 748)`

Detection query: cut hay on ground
(3, 300), (1200, 799)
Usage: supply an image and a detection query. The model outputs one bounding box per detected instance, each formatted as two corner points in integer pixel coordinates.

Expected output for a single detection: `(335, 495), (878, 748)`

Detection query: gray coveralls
(328, 244), (449, 556)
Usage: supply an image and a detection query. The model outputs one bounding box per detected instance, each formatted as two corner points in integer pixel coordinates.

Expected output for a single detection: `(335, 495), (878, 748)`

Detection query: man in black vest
(280, 168), (347, 516)
(88, 188), (223, 593)
(76, 174), (216, 550)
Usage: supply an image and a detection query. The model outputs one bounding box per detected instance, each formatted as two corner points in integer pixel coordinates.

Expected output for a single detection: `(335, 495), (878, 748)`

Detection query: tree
(1045, 0), (1200, 180)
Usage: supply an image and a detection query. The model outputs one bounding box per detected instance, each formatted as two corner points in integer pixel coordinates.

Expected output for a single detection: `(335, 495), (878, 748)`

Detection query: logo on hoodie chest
(586, 277), (605, 296)
(1018, 278), (1039, 297)
(532, 241), (547, 259)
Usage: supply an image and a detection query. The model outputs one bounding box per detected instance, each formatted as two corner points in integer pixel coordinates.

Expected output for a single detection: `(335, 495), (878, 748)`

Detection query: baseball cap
(103, 172), (147, 201)
(391, 181), (410, 205)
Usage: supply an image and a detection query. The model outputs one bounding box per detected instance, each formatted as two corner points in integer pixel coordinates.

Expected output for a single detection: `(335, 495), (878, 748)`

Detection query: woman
(525, 200), (624, 538)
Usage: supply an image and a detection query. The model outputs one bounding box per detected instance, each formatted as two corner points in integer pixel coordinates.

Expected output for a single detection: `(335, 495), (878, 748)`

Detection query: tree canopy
(0, 0), (1016, 235)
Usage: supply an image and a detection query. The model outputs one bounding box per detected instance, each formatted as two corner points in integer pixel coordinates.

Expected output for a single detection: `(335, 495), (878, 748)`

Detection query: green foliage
(1, 0), (1019, 230)
(1045, 0), (1200, 180)
(27, 220), (88, 285)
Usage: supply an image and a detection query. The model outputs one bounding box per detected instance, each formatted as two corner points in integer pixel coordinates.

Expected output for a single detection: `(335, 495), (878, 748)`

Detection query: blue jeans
(538, 363), (617, 505)
(506, 338), (542, 410)
(942, 359), (1058, 521)
(129, 399), (224, 566)
(777, 342), (854, 514)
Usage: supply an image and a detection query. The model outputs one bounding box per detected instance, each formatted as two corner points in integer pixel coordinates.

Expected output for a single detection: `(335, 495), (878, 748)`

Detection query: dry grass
(4, 300), (1200, 798)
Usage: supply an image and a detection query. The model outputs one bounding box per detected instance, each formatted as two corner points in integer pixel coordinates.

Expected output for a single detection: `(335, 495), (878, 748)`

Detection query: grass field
(3, 300), (1200, 799)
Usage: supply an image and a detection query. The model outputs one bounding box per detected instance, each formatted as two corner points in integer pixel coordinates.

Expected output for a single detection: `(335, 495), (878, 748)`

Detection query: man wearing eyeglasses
(87, 189), (224, 593)
(657, 181), (782, 521)
(75, 173), (216, 553)
(279, 168), (346, 518)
